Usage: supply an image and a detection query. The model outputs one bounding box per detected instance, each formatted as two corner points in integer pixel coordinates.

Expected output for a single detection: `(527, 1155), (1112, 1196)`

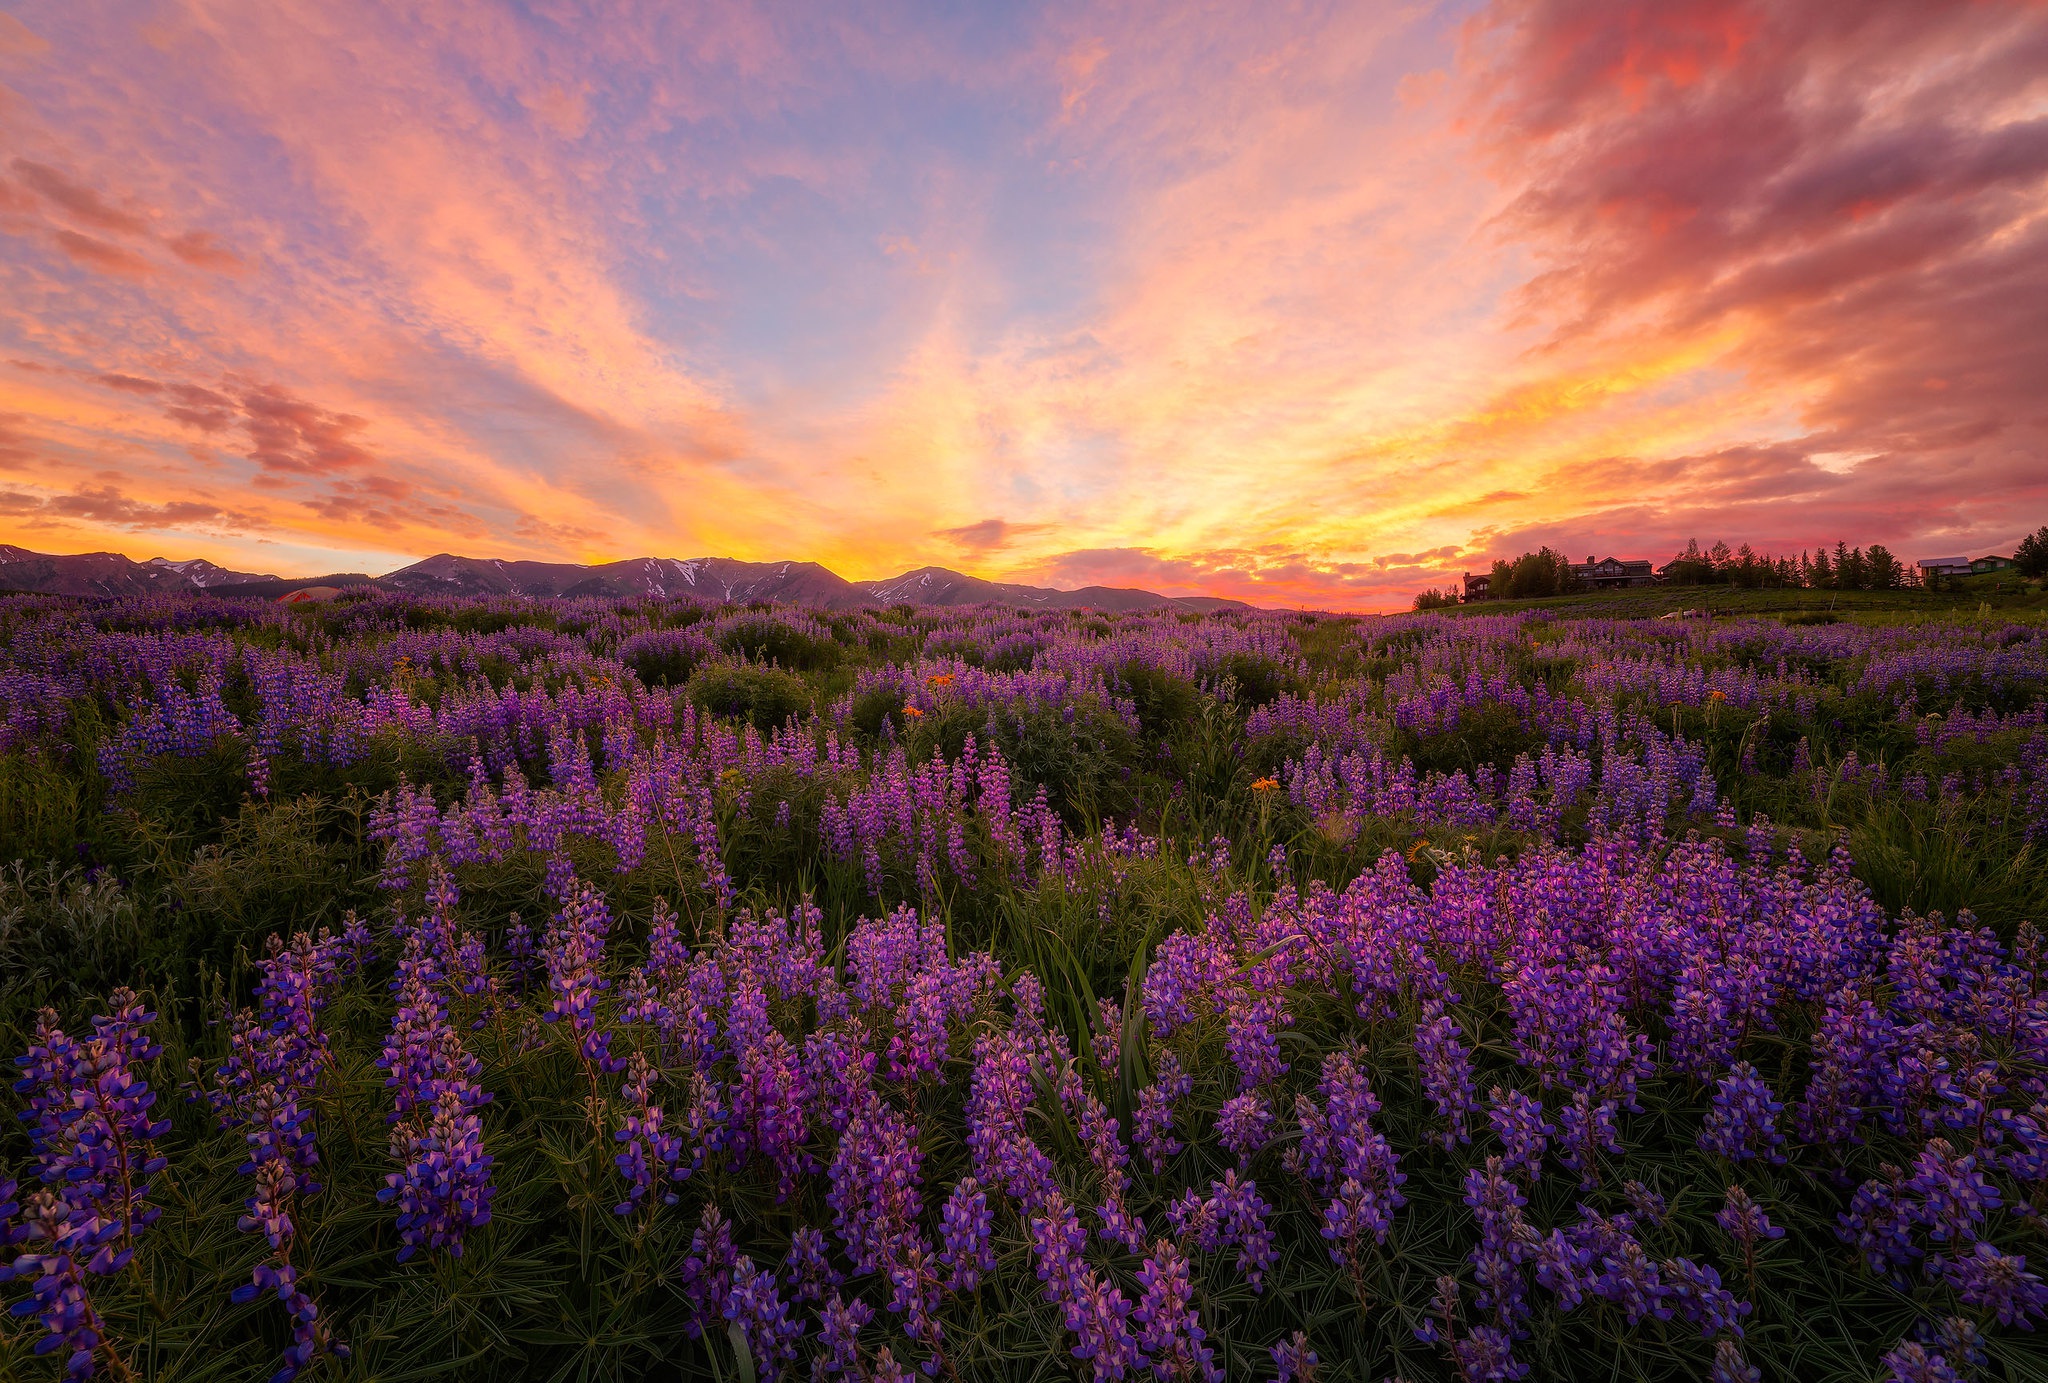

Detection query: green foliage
(1114, 659), (1200, 744)
(1487, 546), (1583, 600)
(716, 615), (841, 671)
(2016, 524), (2048, 579)
(684, 663), (814, 733)
(1210, 652), (1297, 709)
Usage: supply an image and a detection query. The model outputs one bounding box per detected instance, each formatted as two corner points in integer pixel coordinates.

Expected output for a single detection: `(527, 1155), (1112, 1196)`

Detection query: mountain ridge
(0, 545), (1254, 611)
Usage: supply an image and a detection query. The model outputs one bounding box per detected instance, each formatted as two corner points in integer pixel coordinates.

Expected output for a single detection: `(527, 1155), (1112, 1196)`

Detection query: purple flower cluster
(375, 940), (495, 1262)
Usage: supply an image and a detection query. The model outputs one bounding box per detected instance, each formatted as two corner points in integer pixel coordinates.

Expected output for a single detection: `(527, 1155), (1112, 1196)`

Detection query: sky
(0, 0), (2043, 611)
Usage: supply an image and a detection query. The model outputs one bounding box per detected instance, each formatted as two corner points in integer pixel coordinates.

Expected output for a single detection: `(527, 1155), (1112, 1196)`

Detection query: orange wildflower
(1250, 777), (1280, 794)
(903, 704), (924, 718)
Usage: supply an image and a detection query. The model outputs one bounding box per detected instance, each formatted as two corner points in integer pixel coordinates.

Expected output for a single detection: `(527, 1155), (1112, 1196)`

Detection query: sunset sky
(0, 1), (2043, 609)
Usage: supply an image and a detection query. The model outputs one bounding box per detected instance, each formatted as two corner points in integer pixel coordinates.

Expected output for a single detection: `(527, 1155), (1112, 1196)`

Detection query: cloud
(0, 415), (41, 468)
(165, 229), (244, 272)
(933, 517), (1052, 550)
(10, 158), (150, 236)
(238, 384), (376, 474)
(96, 373), (162, 394)
(0, 13), (51, 61)
(50, 228), (154, 277)
(0, 2), (2042, 607)
(0, 482), (255, 531)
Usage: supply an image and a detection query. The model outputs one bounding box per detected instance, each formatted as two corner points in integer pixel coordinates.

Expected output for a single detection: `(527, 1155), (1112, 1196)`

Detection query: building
(1972, 554), (2015, 573)
(1918, 556), (1973, 579)
(1572, 555), (1658, 589)
(1462, 571), (1492, 601)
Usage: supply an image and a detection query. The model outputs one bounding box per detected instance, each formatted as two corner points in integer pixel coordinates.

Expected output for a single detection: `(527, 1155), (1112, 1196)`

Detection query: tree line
(1411, 524), (2048, 610)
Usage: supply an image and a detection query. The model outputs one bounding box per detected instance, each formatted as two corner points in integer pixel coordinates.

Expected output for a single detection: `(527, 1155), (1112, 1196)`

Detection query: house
(1572, 555), (1658, 589)
(1972, 554), (2015, 573)
(1917, 557), (1973, 579)
(1462, 571), (1492, 601)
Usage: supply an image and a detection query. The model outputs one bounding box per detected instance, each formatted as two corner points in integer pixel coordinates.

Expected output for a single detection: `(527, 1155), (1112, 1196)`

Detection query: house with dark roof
(1918, 556), (1973, 579)
(1462, 571), (1492, 601)
(1572, 555), (1657, 589)
(1972, 554), (2015, 573)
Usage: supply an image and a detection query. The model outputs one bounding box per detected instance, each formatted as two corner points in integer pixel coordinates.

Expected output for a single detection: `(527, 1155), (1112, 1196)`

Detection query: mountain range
(0, 546), (1251, 613)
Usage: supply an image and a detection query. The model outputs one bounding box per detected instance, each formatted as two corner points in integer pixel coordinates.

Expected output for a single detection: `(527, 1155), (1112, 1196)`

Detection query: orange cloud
(0, 1), (2039, 609)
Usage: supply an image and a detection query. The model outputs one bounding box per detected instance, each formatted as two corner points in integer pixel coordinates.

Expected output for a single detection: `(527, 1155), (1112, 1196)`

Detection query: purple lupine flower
(228, 1162), (347, 1382)
(871, 1346), (915, 1383)
(723, 1256), (802, 1380)
(2, 1189), (118, 1380)
(1220, 991), (1291, 1088)
(1662, 1256), (1750, 1338)
(735, 1028), (812, 1200)
(1208, 1170), (1278, 1294)
(679, 1204), (738, 1341)
(939, 1178), (996, 1292)
(1134, 1239), (1219, 1383)
(1134, 1049), (1191, 1174)
(1709, 1339), (1761, 1383)
(782, 1225), (842, 1306)
(1622, 1181), (1668, 1228)
(1486, 1087), (1552, 1184)
(502, 914), (536, 991)
(827, 1098), (925, 1278)
(612, 1052), (688, 1219)
(14, 991), (172, 1256)
(1027, 1192), (1142, 1380)
(1462, 1159), (1536, 1332)
(1924, 1317), (1988, 1375)
(1415, 1007), (1478, 1148)
(1839, 1172), (1923, 1280)
(1450, 1324), (1529, 1381)
(1268, 1330), (1317, 1383)
(1555, 1090), (1623, 1190)
(378, 1085), (495, 1262)
(1216, 1093), (1271, 1169)
(1699, 1063), (1787, 1164)
(541, 882), (621, 1075)
(885, 1240), (948, 1367)
(816, 1291), (873, 1376)
(1092, 998), (1123, 1075)
(1879, 1342), (1962, 1383)
(1905, 1139), (2002, 1246)
(1715, 1187), (1785, 1282)
(1934, 1240), (2048, 1328)
(213, 1004), (347, 1383)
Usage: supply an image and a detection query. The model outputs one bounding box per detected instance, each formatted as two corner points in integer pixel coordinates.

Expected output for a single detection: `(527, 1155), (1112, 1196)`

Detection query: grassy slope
(1443, 578), (2048, 622)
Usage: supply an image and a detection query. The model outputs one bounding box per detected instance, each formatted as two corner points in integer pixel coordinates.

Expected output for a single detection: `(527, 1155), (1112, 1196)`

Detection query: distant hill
(856, 565), (1244, 613)
(0, 545), (275, 597)
(0, 544), (1253, 612)
(379, 554), (879, 609)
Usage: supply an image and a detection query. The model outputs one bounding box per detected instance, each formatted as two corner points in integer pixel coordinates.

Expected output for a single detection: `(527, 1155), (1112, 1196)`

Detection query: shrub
(1211, 652), (1298, 709)
(685, 663), (813, 732)
(717, 615), (840, 670)
(1116, 660), (1202, 744)
(619, 627), (711, 687)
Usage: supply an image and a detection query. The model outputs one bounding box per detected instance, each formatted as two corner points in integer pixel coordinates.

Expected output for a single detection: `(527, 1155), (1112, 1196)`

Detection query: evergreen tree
(2016, 524), (2048, 578)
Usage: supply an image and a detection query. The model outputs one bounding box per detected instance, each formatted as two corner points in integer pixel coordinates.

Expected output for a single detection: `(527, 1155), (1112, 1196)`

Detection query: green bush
(925, 696), (1140, 823)
(1211, 652), (1298, 709)
(716, 616), (840, 671)
(685, 663), (814, 733)
(1116, 659), (1201, 743)
(847, 684), (907, 739)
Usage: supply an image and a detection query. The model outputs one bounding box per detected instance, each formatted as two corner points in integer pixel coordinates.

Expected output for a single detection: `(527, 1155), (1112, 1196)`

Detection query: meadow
(1, 587), (2046, 1383)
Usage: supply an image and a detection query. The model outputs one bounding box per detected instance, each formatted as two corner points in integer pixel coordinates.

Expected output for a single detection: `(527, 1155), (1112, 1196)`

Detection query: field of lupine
(2, 591), (2047, 1383)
